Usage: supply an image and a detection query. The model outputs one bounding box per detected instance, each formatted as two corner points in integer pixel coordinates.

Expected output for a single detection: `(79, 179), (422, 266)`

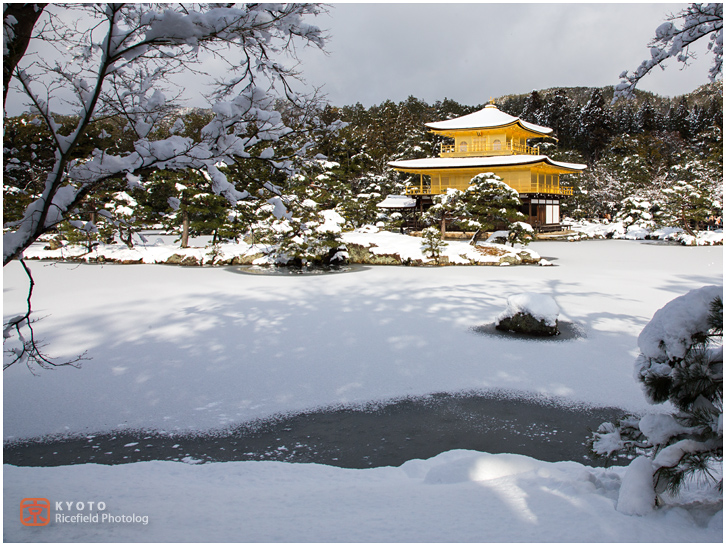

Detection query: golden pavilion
(387, 103), (586, 228)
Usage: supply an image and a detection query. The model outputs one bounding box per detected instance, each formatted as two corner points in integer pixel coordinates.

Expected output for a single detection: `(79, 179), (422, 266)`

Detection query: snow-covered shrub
(422, 188), (468, 235)
(255, 204), (348, 267)
(57, 219), (110, 254)
(614, 196), (663, 232)
(465, 173), (525, 244)
(590, 285), (723, 511)
(421, 226), (447, 263)
(507, 222), (534, 247)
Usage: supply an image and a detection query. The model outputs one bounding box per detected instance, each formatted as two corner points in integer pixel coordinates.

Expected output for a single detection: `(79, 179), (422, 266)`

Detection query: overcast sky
(289, 2), (716, 107)
(5, 2), (718, 116)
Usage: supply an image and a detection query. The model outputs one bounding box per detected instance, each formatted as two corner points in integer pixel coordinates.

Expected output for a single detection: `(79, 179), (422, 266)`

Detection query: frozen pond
(3, 239), (722, 459)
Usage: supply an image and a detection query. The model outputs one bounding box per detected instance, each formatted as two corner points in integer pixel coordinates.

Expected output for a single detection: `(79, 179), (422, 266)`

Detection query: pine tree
(544, 89), (576, 148)
(613, 102), (638, 135)
(464, 173), (525, 244)
(667, 97), (691, 138)
(590, 286), (723, 503)
(636, 100), (660, 133)
(507, 222), (534, 247)
(422, 188), (468, 237)
(521, 90), (545, 125)
(577, 89), (613, 161)
(661, 179), (717, 235)
(421, 226), (447, 264)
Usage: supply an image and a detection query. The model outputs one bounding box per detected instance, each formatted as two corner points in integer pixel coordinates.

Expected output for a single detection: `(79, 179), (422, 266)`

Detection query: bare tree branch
(3, 259), (88, 373)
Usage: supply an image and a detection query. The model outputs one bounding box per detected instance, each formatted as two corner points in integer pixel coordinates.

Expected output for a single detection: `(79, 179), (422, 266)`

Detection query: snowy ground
(3, 238), (723, 542)
(565, 218), (723, 246)
(20, 226), (540, 266)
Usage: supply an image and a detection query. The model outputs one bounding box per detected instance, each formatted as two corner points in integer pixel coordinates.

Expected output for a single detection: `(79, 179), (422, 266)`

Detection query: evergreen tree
(688, 105), (710, 137)
(506, 222), (534, 247)
(464, 173), (525, 244)
(521, 90), (545, 124)
(661, 179), (718, 235)
(420, 226), (447, 264)
(667, 97), (691, 138)
(591, 286), (723, 505)
(544, 89), (576, 148)
(613, 102), (638, 134)
(577, 89), (613, 161)
(636, 100), (661, 133)
(422, 188), (469, 237)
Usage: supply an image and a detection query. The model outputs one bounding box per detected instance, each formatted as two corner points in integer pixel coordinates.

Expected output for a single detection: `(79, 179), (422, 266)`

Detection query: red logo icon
(20, 498), (50, 526)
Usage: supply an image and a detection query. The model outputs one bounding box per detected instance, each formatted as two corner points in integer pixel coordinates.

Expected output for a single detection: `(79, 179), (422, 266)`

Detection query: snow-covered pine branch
(3, 3), (329, 266)
(590, 285), (723, 511)
(614, 3), (723, 101)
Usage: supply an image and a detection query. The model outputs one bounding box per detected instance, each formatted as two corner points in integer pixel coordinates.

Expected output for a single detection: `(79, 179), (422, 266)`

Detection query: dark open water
(4, 391), (627, 468)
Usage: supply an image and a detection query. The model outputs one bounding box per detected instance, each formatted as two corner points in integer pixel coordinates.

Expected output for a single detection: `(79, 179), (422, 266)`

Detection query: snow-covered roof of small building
(376, 195), (417, 208)
(426, 104), (552, 136)
(388, 155), (586, 173)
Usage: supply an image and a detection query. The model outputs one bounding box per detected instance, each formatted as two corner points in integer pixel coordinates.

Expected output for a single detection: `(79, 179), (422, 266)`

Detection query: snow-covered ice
(5, 239), (722, 439)
(3, 238), (723, 542)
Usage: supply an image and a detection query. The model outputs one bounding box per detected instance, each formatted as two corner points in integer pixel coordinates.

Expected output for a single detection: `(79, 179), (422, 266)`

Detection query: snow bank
(616, 456), (655, 516)
(4, 450), (722, 542)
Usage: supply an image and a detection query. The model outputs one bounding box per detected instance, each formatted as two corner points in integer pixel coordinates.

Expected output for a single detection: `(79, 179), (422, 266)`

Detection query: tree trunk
(469, 228), (482, 246)
(441, 216), (447, 238)
(682, 205), (695, 236)
(121, 228), (134, 249)
(181, 210), (190, 248)
(3, 4), (47, 107)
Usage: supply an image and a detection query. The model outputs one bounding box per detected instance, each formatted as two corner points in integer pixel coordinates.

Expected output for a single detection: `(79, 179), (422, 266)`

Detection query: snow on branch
(3, 3), (329, 266)
(614, 3), (723, 100)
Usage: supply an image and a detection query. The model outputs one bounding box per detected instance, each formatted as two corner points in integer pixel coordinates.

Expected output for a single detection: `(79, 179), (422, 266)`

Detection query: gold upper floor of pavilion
(438, 139), (543, 158)
(389, 102), (586, 197)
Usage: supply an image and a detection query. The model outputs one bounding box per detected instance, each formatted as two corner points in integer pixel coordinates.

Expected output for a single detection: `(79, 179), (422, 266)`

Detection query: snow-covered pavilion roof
(426, 104), (552, 136)
(376, 195), (417, 208)
(388, 155), (586, 173)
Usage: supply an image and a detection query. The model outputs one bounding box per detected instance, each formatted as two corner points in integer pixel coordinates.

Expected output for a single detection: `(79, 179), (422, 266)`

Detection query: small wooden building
(388, 103), (586, 230)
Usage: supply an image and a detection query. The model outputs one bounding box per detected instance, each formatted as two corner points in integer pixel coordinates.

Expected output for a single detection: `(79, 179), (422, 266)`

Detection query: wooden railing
(440, 141), (541, 157)
(405, 184), (573, 196)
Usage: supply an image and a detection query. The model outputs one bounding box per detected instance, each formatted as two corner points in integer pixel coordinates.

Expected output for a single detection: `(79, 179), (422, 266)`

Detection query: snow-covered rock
(496, 293), (560, 336)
